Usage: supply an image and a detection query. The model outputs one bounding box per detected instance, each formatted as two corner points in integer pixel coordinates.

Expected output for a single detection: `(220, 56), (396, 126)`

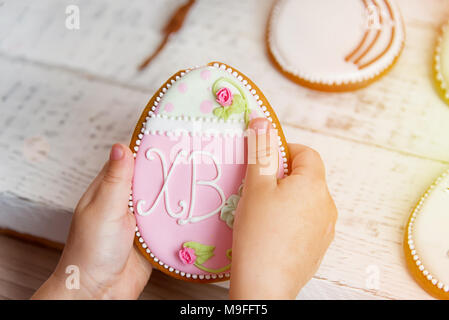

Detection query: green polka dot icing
(155, 66), (266, 123)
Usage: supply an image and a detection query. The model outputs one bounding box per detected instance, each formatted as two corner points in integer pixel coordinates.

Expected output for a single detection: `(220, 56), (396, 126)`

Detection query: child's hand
(230, 118), (338, 299)
(32, 118), (335, 300)
(32, 144), (152, 299)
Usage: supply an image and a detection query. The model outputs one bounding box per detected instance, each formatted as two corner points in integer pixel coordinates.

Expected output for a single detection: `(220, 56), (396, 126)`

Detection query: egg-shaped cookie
(129, 62), (290, 282)
(404, 170), (449, 299)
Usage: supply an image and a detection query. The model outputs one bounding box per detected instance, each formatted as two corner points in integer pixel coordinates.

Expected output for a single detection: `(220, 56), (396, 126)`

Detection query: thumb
(91, 143), (134, 218)
(245, 118), (279, 188)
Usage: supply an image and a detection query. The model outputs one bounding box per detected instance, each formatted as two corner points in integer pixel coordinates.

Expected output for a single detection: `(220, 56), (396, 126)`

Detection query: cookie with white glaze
(404, 170), (449, 299)
(434, 21), (449, 105)
(267, 0), (405, 91)
(129, 62), (290, 282)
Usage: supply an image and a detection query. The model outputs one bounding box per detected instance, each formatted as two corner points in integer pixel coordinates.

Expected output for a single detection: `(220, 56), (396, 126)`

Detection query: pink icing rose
(216, 87), (233, 107)
(178, 247), (196, 264)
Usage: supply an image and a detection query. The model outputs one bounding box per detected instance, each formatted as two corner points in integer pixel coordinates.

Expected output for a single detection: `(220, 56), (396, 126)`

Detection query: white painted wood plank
(282, 125), (446, 300)
(0, 0), (185, 84)
(1, 56), (447, 299)
(0, 57), (149, 242)
(0, 234), (228, 300)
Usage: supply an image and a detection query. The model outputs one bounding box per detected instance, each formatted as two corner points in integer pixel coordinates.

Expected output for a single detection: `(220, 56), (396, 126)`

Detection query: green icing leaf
(212, 78), (223, 95)
(213, 95), (245, 122)
(184, 241), (215, 265)
(244, 109), (250, 125)
(224, 107), (232, 120)
(230, 94), (245, 114)
(213, 107), (224, 118)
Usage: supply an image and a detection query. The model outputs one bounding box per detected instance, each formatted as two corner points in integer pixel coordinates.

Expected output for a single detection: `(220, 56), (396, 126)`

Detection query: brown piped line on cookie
(345, 31), (370, 64)
(345, 0), (373, 63)
(353, 0), (383, 65)
(358, 0), (396, 70)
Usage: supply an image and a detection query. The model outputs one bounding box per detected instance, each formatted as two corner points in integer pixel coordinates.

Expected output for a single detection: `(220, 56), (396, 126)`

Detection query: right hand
(229, 118), (338, 299)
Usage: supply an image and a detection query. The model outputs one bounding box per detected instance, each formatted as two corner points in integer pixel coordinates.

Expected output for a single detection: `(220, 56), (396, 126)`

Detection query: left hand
(32, 143), (152, 299)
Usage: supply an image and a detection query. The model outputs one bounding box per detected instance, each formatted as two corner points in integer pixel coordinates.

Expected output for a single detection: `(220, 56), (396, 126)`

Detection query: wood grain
(1, 0), (448, 299)
(0, 234), (228, 300)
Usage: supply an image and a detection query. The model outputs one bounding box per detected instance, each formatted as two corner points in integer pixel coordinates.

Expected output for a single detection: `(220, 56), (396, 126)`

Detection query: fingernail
(110, 144), (124, 161)
(248, 117), (270, 135)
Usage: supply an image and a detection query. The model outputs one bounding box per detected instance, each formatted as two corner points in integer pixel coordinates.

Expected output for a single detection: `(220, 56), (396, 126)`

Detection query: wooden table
(0, 234), (228, 299)
(1, 0), (448, 299)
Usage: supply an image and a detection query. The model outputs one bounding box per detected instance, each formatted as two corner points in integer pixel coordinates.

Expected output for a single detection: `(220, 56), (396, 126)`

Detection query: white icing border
(129, 62), (289, 280)
(406, 169), (449, 294)
(435, 21), (449, 100)
(142, 113), (247, 136)
(267, 0), (405, 87)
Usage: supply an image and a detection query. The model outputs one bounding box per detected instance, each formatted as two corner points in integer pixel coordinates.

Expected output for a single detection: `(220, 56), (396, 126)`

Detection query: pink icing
(178, 82), (187, 93)
(200, 100), (213, 114)
(215, 87), (233, 107)
(164, 102), (174, 112)
(200, 69), (211, 80)
(178, 247), (196, 264)
(134, 133), (246, 274)
(134, 132), (285, 275)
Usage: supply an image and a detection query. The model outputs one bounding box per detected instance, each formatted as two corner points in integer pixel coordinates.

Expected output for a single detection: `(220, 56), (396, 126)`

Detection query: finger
(89, 143), (134, 219)
(245, 118), (279, 188)
(288, 143), (325, 180)
(76, 163), (108, 212)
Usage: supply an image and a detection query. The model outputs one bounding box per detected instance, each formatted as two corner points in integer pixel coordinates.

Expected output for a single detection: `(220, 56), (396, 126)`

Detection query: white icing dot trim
(406, 169), (449, 295)
(435, 22), (449, 99)
(130, 62), (290, 281)
(143, 113), (247, 136)
(150, 113), (245, 123)
(142, 129), (245, 139)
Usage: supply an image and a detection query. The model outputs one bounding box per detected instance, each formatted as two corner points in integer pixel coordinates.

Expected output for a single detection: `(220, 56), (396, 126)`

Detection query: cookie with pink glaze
(129, 62), (290, 282)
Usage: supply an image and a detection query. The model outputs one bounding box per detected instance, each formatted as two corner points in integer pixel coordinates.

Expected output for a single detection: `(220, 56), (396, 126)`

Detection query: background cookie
(434, 21), (449, 105)
(404, 170), (449, 299)
(129, 62), (290, 282)
(267, 0), (405, 91)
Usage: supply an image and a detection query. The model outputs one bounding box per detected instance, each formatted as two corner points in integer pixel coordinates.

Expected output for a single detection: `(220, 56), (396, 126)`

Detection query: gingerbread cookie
(404, 170), (449, 299)
(267, 0), (405, 91)
(434, 21), (449, 105)
(129, 62), (290, 282)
